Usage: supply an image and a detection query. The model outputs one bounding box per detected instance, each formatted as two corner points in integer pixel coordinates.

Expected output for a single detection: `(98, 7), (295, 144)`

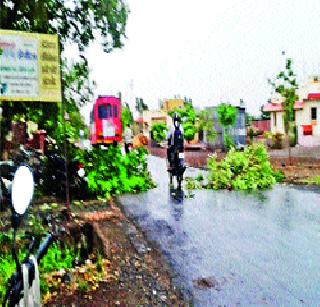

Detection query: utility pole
(0, 106), (2, 160)
(58, 35), (71, 215)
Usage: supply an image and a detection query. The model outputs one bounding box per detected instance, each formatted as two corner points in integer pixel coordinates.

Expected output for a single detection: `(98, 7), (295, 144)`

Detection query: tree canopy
(0, 0), (129, 54)
(151, 123), (167, 144)
(216, 103), (238, 128)
(197, 109), (216, 143)
(217, 103), (238, 150)
(268, 58), (298, 133)
(0, 0), (129, 153)
(121, 102), (133, 130)
(169, 102), (197, 142)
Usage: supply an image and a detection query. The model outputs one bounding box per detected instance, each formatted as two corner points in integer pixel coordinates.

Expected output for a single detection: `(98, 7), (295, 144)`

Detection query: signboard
(0, 30), (61, 102)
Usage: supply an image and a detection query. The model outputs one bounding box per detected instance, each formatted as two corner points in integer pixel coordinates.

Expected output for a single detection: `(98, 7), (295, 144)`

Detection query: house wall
(142, 110), (172, 136)
(296, 100), (320, 146)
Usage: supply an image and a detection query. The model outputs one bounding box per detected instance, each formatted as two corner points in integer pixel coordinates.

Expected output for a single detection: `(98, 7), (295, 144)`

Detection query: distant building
(263, 101), (303, 135)
(141, 110), (172, 138)
(161, 98), (184, 113)
(230, 106), (246, 147)
(263, 75), (320, 147)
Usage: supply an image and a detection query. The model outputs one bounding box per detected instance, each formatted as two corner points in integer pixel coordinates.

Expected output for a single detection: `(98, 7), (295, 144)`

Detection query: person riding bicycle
(167, 113), (184, 171)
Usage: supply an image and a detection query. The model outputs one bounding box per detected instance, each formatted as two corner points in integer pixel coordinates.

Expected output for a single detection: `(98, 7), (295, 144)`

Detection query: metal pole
(0, 106), (2, 160)
(62, 105), (70, 209)
(58, 37), (70, 210)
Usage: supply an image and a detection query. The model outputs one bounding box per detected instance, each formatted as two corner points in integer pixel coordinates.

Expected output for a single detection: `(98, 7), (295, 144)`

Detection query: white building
(263, 76), (320, 147)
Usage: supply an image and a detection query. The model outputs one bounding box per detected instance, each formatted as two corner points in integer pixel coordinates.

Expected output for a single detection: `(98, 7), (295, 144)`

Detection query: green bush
(207, 143), (278, 190)
(273, 170), (285, 182)
(81, 146), (155, 199)
(264, 131), (272, 139)
(151, 123), (167, 144)
(0, 238), (75, 302)
(196, 173), (204, 182)
(224, 134), (235, 151)
(0, 255), (16, 300)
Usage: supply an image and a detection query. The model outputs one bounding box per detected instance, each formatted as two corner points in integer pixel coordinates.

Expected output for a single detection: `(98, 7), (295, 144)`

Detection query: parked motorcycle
(0, 147), (44, 211)
(2, 165), (53, 306)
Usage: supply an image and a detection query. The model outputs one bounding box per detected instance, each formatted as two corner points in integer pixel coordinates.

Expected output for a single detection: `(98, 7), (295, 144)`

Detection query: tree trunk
(287, 134), (292, 166)
(287, 121), (295, 166)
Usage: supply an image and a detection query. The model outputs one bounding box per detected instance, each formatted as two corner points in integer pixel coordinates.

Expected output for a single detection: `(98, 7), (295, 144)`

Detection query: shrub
(196, 173), (204, 182)
(151, 123), (167, 144)
(81, 146), (155, 199)
(224, 134), (235, 151)
(263, 131), (272, 139)
(273, 170), (285, 182)
(207, 143), (278, 190)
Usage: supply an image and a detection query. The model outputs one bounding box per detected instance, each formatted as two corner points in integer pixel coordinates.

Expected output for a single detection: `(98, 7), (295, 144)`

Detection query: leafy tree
(151, 123), (167, 144)
(81, 146), (155, 199)
(216, 103), (238, 150)
(0, 0), (129, 153)
(0, 1), (128, 53)
(197, 109), (216, 143)
(121, 102), (133, 130)
(268, 57), (299, 165)
(169, 102), (197, 143)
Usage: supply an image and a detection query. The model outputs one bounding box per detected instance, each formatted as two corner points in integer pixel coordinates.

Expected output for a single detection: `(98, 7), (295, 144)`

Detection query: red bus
(90, 95), (122, 146)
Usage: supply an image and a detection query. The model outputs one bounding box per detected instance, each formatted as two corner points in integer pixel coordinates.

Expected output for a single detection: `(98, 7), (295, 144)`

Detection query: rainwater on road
(119, 156), (320, 306)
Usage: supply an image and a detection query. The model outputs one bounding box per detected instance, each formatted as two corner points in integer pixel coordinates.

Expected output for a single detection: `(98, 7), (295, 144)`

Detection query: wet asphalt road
(119, 156), (320, 306)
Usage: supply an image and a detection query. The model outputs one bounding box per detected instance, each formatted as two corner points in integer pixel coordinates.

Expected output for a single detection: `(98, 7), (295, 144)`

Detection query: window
(273, 113), (277, 127)
(311, 107), (317, 120)
(113, 105), (118, 118)
(98, 104), (112, 118)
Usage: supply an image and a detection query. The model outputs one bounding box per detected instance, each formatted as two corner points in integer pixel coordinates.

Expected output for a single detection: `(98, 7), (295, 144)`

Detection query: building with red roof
(262, 76), (320, 147)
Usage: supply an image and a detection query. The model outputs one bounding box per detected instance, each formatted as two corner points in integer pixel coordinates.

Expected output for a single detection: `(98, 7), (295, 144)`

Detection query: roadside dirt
(46, 200), (188, 306)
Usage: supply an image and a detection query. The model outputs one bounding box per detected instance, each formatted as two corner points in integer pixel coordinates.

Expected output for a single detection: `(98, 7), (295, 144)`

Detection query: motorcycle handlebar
(35, 233), (53, 262)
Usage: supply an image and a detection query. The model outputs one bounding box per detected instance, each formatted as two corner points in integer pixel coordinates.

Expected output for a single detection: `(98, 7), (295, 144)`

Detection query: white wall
(297, 101), (320, 146)
(270, 111), (285, 134)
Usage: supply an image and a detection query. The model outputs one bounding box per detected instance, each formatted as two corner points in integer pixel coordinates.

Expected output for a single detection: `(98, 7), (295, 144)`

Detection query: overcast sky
(84, 0), (320, 117)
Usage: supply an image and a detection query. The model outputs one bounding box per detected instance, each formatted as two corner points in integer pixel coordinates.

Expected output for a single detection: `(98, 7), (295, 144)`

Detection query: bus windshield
(98, 104), (112, 118)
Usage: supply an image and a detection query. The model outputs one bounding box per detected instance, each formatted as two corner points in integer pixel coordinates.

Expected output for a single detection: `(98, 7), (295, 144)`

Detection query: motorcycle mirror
(11, 165), (34, 215)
